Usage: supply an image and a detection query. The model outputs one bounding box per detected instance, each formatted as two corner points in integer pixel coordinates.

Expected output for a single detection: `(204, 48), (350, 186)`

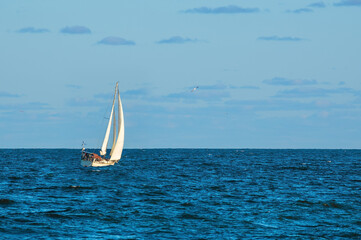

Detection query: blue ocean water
(0, 149), (360, 239)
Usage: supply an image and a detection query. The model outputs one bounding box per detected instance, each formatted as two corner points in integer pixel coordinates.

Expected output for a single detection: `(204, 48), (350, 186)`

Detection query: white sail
(99, 104), (114, 155)
(100, 84), (117, 156)
(110, 88), (125, 161)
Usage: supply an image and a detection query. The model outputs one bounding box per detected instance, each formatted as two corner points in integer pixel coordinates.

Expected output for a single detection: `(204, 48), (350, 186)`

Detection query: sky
(1, 0), (361, 149)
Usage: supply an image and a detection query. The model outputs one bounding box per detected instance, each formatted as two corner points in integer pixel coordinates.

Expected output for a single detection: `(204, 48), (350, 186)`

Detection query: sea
(0, 149), (360, 239)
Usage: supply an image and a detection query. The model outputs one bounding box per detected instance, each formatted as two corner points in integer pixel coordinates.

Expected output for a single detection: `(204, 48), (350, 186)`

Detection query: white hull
(81, 159), (117, 167)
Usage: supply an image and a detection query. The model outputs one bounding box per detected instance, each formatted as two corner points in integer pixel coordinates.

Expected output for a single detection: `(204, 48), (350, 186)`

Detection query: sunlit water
(1, 149), (360, 239)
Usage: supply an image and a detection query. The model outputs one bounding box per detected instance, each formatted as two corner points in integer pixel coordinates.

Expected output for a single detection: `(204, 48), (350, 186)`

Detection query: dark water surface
(0, 149), (360, 239)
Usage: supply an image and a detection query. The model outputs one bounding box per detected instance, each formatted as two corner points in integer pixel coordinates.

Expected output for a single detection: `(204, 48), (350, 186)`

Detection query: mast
(110, 82), (119, 155)
(100, 83), (118, 156)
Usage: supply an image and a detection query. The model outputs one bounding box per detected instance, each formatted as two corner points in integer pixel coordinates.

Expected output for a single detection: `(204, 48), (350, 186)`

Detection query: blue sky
(1, 0), (361, 148)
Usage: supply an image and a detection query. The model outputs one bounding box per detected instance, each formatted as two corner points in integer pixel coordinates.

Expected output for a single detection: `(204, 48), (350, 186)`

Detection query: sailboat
(81, 82), (124, 167)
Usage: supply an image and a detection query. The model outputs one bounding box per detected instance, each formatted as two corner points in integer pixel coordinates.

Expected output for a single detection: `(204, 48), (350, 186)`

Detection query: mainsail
(99, 82), (124, 161)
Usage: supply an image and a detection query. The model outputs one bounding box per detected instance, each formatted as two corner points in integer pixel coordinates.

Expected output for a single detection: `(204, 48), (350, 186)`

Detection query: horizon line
(0, 147), (360, 150)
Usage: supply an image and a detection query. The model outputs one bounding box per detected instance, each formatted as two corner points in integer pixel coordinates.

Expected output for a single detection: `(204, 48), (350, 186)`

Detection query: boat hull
(81, 151), (118, 167)
(81, 159), (117, 167)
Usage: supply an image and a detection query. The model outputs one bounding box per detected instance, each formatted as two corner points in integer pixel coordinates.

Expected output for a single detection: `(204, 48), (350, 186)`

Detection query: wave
(278, 215), (302, 221)
(253, 222), (278, 229)
(180, 202), (193, 207)
(0, 199), (15, 205)
(296, 199), (351, 210)
(178, 213), (208, 221)
(45, 212), (71, 219)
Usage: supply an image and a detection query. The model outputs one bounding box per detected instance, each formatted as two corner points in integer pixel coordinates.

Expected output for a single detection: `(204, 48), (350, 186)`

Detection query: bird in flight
(191, 86), (199, 92)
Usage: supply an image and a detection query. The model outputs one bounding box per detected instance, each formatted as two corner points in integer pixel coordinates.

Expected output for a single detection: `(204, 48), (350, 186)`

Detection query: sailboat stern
(81, 159), (93, 167)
